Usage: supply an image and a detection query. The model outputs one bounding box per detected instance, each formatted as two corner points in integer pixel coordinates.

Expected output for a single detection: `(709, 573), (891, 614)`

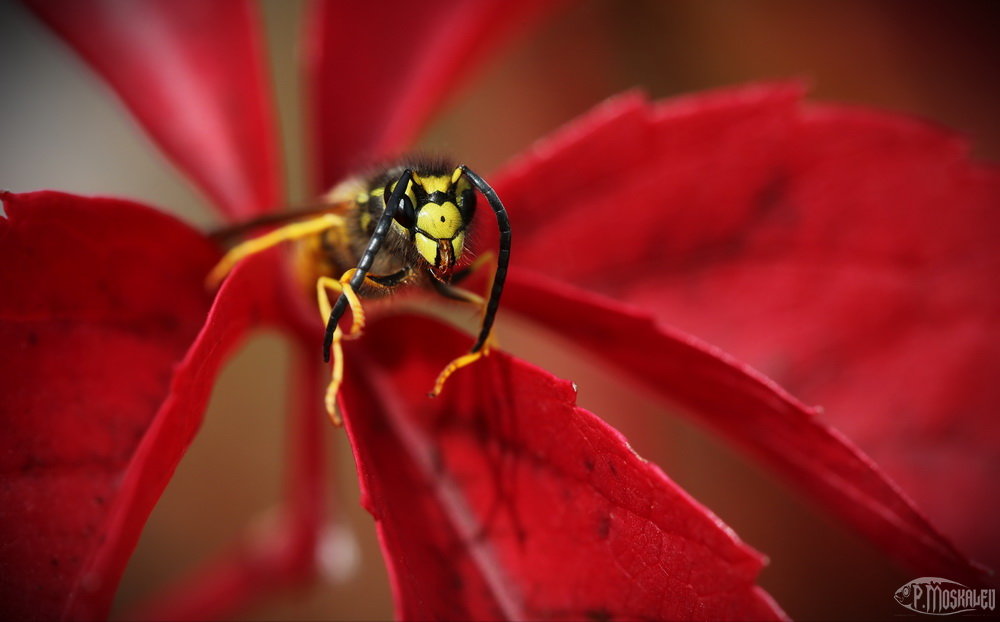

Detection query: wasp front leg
(207, 213), (345, 286)
(315, 270), (374, 425)
(317, 272), (366, 340)
(427, 252), (500, 397)
(317, 268), (413, 424)
(449, 250), (495, 286)
(430, 279), (485, 307)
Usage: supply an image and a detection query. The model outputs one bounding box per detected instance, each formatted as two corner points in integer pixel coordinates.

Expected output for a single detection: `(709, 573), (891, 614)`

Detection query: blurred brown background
(2, 1), (997, 620)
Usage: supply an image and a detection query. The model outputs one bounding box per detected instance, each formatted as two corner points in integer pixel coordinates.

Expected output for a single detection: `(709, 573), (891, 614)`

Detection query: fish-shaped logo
(895, 577), (996, 615)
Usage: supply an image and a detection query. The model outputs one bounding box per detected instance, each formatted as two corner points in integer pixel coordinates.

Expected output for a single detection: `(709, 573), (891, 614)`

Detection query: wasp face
(388, 170), (475, 279)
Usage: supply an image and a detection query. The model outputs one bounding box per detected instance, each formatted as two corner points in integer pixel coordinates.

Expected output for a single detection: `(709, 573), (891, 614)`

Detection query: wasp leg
(319, 268), (411, 339)
(316, 270), (375, 426)
(428, 253), (502, 397)
(428, 275), (499, 398)
(428, 254), (502, 397)
(430, 278), (486, 307)
(324, 326), (346, 426)
(429, 338), (496, 398)
(318, 268), (413, 424)
(324, 169), (413, 363)
(314, 276), (351, 425)
(207, 213), (345, 286)
(449, 250), (495, 286)
(316, 273), (365, 340)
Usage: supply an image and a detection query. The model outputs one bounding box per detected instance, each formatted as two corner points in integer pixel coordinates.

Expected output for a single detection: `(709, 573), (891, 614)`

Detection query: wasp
(208, 159), (511, 425)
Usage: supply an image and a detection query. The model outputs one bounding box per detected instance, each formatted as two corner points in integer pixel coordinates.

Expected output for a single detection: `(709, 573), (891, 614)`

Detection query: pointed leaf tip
(340, 314), (785, 621)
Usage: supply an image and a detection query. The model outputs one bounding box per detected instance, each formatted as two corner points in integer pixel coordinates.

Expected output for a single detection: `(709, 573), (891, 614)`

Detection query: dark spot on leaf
(670, 171), (796, 276)
(753, 171), (790, 218)
(154, 313), (181, 334)
(21, 455), (41, 474)
(472, 411), (490, 445)
(586, 607), (612, 622)
(94, 495), (105, 506)
(449, 567), (464, 592)
(583, 457), (595, 472)
(597, 514), (611, 539)
(514, 523), (527, 545)
(440, 215), (446, 222)
(607, 460), (618, 478)
(131, 424), (146, 442)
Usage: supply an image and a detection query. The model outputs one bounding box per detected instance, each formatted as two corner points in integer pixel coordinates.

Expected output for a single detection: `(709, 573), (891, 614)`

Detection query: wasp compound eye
(457, 186), (476, 221)
(387, 181), (415, 229)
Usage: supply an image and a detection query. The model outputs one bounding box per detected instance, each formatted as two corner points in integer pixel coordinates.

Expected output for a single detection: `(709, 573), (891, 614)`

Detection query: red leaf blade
(72, 249), (290, 620)
(0, 191), (216, 620)
(502, 268), (988, 586)
(0, 192), (294, 619)
(492, 84), (999, 576)
(25, 0), (283, 220)
(341, 315), (785, 621)
(124, 337), (329, 622)
(305, 0), (564, 191)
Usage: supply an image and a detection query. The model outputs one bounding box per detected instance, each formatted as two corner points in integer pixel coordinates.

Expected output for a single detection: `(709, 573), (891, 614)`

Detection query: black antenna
(460, 165), (511, 353)
(323, 168), (413, 362)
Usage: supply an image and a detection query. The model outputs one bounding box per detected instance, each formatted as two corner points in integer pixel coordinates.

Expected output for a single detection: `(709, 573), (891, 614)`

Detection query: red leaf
(25, 0), (283, 220)
(502, 269), (988, 586)
(71, 249), (291, 621)
(493, 85), (1000, 574)
(121, 338), (328, 622)
(340, 314), (785, 621)
(305, 0), (564, 191)
(0, 191), (215, 619)
(496, 85), (802, 276)
(0, 192), (291, 619)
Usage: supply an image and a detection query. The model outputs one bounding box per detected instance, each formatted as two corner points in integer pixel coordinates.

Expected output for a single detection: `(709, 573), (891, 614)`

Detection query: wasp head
(388, 168), (476, 279)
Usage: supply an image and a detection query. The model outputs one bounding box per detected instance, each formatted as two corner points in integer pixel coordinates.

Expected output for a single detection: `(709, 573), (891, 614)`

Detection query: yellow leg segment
(451, 250), (495, 286)
(315, 271), (374, 426)
(432, 281), (485, 307)
(319, 268), (401, 424)
(316, 272), (365, 340)
(324, 326), (345, 426)
(428, 252), (503, 397)
(207, 213), (345, 286)
(429, 338), (495, 398)
(428, 283), (497, 397)
(464, 251), (495, 277)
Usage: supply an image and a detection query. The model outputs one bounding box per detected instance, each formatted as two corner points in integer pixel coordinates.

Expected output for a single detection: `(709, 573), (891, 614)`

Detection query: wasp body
(209, 158), (510, 424)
